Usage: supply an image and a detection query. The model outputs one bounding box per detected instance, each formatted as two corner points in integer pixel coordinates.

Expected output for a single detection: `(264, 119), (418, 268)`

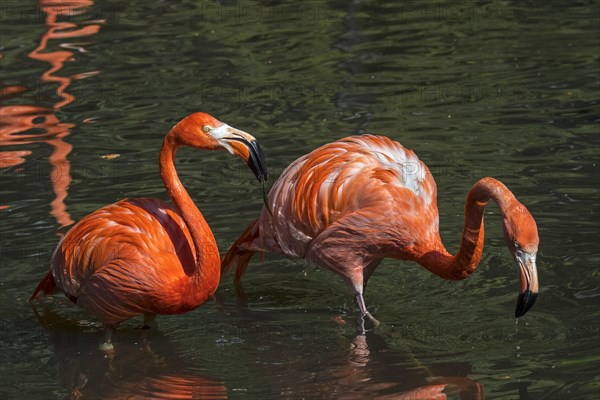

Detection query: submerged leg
(140, 314), (159, 354)
(234, 279), (249, 307)
(303, 215), (384, 333)
(99, 325), (116, 352)
(142, 313), (157, 330)
(354, 285), (380, 335)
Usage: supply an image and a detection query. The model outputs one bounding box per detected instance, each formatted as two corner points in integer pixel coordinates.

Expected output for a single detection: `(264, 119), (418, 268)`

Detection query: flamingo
(31, 112), (268, 350)
(222, 135), (539, 331)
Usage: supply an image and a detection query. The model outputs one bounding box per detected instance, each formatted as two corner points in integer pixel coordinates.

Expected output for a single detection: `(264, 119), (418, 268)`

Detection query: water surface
(1, 0), (599, 398)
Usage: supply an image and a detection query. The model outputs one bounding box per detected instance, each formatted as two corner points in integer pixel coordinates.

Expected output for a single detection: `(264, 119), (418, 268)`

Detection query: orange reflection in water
(34, 307), (228, 400)
(0, 0), (102, 227)
(275, 332), (485, 400)
(0, 105), (75, 226)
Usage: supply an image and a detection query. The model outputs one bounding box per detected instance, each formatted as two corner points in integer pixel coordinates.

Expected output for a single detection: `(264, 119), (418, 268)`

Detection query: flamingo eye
(203, 126), (212, 132)
(513, 240), (520, 249)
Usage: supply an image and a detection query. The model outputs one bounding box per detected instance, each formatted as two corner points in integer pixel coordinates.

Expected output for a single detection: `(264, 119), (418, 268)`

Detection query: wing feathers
(41, 198), (196, 323)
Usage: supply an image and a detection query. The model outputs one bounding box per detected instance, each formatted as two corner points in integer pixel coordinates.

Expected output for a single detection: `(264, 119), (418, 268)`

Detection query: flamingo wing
(50, 198), (198, 324)
(256, 135), (439, 257)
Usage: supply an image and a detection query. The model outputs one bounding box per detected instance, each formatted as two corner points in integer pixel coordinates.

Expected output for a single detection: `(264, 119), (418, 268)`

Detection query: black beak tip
(247, 158), (267, 183)
(227, 136), (267, 182)
(247, 140), (268, 183)
(255, 168), (267, 183)
(515, 290), (538, 318)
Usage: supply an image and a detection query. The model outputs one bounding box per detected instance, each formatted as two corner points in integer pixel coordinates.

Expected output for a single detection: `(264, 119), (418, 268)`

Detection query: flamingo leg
(353, 261), (382, 334)
(362, 259), (381, 292)
(99, 325), (116, 352)
(139, 313), (158, 353)
(355, 291), (380, 334)
(304, 214), (383, 333)
(142, 313), (157, 330)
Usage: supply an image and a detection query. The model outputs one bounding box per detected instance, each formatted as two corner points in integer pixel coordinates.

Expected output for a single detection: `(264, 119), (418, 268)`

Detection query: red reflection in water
(274, 332), (485, 399)
(0, 105), (74, 226)
(0, 0), (102, 227)
(343, 334), (485, 399)
(34, 308), (228, 400)
(28, 0), (102, 110)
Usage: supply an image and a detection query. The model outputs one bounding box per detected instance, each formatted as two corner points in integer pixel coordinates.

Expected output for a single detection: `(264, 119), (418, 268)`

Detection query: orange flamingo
(31, 112), (268, 350)
(223, 135), (539, 331)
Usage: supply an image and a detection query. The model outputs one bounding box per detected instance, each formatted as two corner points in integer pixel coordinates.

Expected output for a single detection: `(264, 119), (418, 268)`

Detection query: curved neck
(417, 178), (517, 280)
(159, 135), (220, 287)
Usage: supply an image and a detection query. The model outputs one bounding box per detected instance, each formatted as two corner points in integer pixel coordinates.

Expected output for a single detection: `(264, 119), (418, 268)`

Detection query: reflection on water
(28, 0), (102, 110)
(33, 307), (227, 400)
(0, 83), (31, 169)
(0, 104), (74, 226)
(0, 0), (598, 398)
(276, 333), (485, 400)
(208, 303), (486, 399)
(0, 0), (102, 227)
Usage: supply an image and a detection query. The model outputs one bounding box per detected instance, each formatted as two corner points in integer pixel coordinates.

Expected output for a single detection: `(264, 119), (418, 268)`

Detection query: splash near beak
(515, 253), (539, 317)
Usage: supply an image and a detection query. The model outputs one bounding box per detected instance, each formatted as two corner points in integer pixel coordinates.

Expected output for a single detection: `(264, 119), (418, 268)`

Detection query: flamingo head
(502, 203), (539, 317)
(171, 112), (268, 182)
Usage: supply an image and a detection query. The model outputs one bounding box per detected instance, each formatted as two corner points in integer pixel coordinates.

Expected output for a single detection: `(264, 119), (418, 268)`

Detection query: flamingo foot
(99, 342), (114, 352)
(355, 294), (380, 334)
(99, 325), (116, 352)
(357, 313), (380, 334)
(364, 311), (380, 327)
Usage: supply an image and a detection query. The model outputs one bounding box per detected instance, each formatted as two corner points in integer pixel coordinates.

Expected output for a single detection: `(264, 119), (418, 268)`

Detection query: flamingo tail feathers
(221, 220), (260, 282)
(30, 271), (57, 301)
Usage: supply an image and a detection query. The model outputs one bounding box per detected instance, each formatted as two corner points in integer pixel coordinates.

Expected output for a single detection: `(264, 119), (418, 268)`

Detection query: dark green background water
(1, 1), (598, 398)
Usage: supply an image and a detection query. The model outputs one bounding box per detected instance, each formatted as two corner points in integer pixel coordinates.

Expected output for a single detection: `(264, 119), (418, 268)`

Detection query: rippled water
(1, 0), (598, 399)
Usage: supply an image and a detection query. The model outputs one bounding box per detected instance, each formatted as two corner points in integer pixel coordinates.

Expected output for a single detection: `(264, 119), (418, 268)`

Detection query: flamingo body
(31, 112), (268, 347)
(252, 135), (437, 277)
(223, 134), (539, 324)
(44, 198), (213, 325)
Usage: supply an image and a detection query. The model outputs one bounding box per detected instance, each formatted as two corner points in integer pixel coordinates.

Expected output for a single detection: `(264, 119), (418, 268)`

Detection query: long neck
(417, 178), (516, 280)
(159, 135), (220, 287)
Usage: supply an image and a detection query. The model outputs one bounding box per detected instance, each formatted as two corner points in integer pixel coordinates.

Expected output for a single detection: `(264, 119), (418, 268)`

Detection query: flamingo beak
(242, 138), (268, 183)
(219, 126), (268, 183)
(515, 252), (538, 317)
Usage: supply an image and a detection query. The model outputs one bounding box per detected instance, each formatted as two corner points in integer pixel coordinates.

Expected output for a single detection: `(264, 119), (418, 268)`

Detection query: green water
(1, 0), (598, 398)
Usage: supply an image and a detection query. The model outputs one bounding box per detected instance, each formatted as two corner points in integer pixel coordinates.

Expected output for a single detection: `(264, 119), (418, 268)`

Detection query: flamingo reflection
(0, 0), (102, 227)
(33, 307), (227, 400)
(279, 332), (485, 399)
(216, 301), (484, 399)
(0, 104), (74, 226)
